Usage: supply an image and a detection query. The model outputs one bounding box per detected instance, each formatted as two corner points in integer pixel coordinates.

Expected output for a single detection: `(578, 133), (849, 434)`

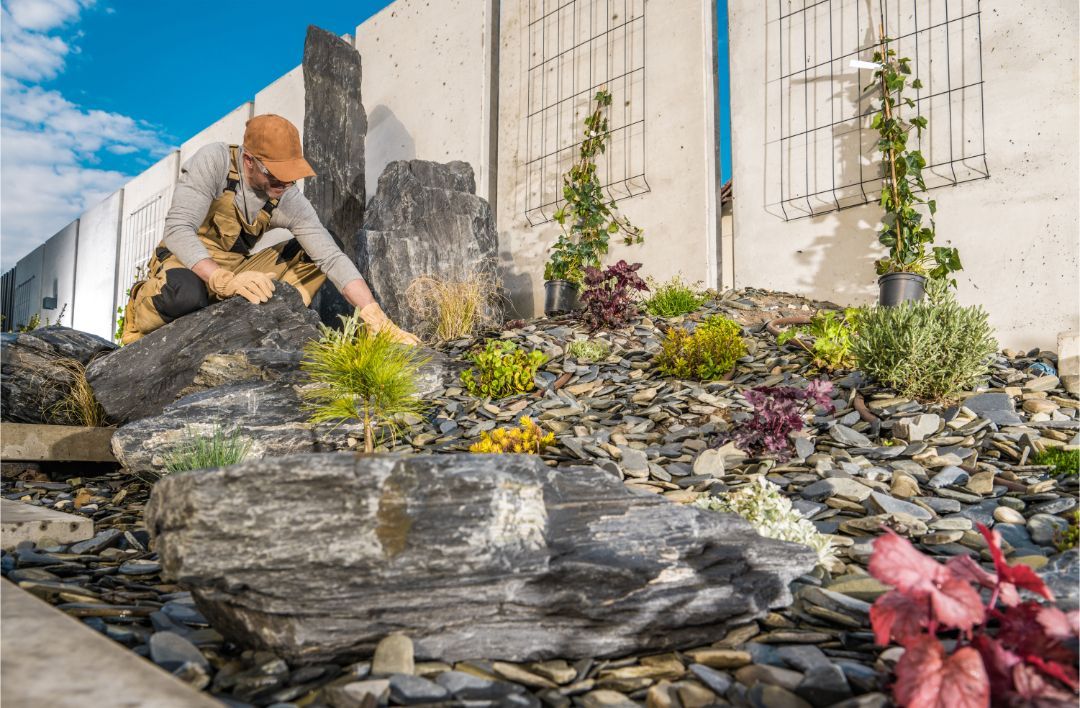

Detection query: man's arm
(163, 144), (227, 282)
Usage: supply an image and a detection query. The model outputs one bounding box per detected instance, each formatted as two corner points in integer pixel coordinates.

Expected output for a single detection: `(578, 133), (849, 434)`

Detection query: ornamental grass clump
(301, 312), (430, 453)
(695, 477), (836, 566)
(461, 339), (548, 399)
(852, 291), (997, 402)
(655, 315), (746, 381)
(644, 275), (706, 318)
(162, 425), (252, 474)
(46, 358), (108, 427)
(566, 338), (612, 363)
(404, 270), (502, 344)
(733, 379), (834, 461)
(469, 416), (555, 454)
(579, 260), (648, 331)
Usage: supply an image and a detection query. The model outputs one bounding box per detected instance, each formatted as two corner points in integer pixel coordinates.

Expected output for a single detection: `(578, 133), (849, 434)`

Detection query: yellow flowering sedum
(469, 417), (556, 454)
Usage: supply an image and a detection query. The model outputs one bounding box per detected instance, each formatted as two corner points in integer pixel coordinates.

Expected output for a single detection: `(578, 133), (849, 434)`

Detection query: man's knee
(151, 268), (208, 322)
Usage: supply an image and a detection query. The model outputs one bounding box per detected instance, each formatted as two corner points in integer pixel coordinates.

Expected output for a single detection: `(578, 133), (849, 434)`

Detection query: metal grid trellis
(525, 0), (649, 226)
(117, 190), (168, 308)
(770, 0), (989, 221)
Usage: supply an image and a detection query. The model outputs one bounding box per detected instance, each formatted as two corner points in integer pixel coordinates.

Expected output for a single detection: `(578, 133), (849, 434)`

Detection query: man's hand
(359, 302), (421, 346)
(208, 269), (276, 304)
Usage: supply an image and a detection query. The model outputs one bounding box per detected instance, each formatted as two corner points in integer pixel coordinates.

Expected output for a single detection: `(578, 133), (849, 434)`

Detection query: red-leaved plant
(731, 379), (834, 461)
(579, 260), (649, 331)
(869, 524), (1079, 707)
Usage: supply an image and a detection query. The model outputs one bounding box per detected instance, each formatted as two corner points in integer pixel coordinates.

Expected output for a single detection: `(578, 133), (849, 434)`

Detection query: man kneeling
(120, 114), (417, 346)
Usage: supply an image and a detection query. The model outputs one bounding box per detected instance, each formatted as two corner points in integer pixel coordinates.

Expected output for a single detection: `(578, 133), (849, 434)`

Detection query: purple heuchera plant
(733, 379), (834, 460)
(580, 260), (649, 331)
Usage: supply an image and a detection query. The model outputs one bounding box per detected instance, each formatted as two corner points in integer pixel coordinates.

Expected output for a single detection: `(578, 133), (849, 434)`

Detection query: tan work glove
(208, 269), (276, 304)
(359, 302), (421, 346)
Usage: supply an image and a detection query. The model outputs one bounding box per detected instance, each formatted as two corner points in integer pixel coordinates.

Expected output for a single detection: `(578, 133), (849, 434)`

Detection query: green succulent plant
(461, 339), (548, 399)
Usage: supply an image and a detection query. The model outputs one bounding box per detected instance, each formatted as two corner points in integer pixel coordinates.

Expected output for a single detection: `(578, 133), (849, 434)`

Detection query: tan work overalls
(120, 146), (326, 344)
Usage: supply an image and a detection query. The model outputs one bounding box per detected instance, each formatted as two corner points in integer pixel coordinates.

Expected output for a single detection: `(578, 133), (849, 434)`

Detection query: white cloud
(0, 0), (172, 271)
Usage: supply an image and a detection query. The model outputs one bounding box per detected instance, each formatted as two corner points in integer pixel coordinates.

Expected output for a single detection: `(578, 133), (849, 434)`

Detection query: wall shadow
(366, 104), (417, 202)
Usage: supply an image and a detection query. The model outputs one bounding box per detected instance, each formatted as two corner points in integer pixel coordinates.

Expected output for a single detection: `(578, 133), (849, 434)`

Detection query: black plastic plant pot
(544, 280), (580, 317)
(878, 272), (927, 307)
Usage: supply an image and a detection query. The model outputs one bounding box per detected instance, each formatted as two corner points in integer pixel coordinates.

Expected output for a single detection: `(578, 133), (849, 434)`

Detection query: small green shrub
(162, 426), (252, 473)
(695, 476), (836, 566)
(644, 276), (706, 318)
(777, 308), (861, 372)
(461, 340), (548, 398)
(1057, 511), (1079, 551)
(1032, 448), (1079, 477)
(852, 292), (997, 402)
(301, 312), (430, 453)
(655, 315), (746, 381)
(566, 339), (612, 363)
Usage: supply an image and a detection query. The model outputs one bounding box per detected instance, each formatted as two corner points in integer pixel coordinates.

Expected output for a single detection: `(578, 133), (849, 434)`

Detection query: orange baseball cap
(242, 114), (316, 182)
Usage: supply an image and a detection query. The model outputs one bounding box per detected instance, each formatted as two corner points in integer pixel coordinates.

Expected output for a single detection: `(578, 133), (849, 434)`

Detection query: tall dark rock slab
(356, 160), (500, 333)
(85, 285), (320, 424)
(302, 24), (367, 326)
(1, 327), (116, 424)
(147, 453), (816, 664)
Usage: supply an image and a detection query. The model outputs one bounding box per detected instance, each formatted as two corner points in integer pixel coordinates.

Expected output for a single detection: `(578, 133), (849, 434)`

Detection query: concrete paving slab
(1, 579), (222, 707)
(1, 422), (116, 462)
(1, 498), (93, 551)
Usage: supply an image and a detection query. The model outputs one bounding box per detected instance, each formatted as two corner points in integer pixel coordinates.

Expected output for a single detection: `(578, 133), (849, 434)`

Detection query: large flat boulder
(1, 327), (115, 424)
(111, 350), (454, 473)
(146, 453), (816, 664)
(355, 160), (500, 334)
(303, 24), (367, 327)
(85, 285), (321, 424)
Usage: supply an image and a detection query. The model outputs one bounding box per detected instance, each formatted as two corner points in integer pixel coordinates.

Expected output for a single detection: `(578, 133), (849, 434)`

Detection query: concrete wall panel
(41, 221), (79, 327)
(73, 190), (123, 340)
(12, 245), (43, 330)
(254, 66), (305, 140)
(496, 0), (721, 316)
(355, 0), (492, 200)
(728, 0), (1079, 349)
(116, 151), (179, 314)
(179, 102), (254, 165)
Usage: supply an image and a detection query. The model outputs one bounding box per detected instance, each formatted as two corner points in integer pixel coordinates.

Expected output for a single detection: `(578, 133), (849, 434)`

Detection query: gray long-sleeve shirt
(162, 142), (363, 290)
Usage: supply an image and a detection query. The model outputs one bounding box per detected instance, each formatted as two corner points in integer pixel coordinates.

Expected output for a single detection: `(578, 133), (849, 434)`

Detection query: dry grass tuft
(47, 359), (108, 427)
(405, 270), (503, 343)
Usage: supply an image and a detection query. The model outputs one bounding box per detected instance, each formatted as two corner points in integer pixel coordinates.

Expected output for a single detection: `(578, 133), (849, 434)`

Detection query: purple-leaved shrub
(579, 260), (649, 331)
(732, 379), (834, 460)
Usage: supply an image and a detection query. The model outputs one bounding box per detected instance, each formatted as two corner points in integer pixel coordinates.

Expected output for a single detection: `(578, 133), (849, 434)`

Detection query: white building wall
(254, 66), (309, 207)
(496, 0), (722, 316)
(728, 0), (1080, 349)
(179, 102), (254, 165)
(354, 0), (493, 200)
(41, 221), (79, 327)
(73, 190), (123, 340)
(116, 151), (179, 316)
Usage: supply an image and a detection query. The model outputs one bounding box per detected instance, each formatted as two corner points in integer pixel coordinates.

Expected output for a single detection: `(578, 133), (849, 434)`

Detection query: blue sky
(0, 0), (732, 271)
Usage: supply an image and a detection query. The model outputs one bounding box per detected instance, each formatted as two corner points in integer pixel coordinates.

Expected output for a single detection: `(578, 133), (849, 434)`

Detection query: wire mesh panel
(767, 0), (988, 220)
(525, 0), (649, 226)
(13, 275), (35, 328)
(117, 189), (169, 309)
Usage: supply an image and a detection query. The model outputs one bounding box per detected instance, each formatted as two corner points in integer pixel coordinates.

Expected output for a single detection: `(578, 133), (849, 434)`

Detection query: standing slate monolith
(302, 24), (367, 326)
(147, 453), (817, 664)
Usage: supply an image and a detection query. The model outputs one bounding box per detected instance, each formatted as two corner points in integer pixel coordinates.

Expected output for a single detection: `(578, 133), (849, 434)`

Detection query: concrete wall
(179, 103), (253, 165)
(41, 221), (79, 327)
(355, 0), (494, 202)
(496, 0), (722, 316)
(116, 151), (179, 313)
(12, 244), (43, 329)
(728, 0), (1079, 349)
(73, 190), (123, 340)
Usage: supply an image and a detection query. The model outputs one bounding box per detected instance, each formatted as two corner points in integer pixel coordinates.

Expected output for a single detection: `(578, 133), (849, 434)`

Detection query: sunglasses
(249, 155), (295, 189)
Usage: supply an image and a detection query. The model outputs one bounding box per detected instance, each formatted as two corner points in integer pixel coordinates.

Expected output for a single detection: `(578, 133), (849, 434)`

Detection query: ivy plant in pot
(544, 89), (644, 316)
(869, 35), (962, 306)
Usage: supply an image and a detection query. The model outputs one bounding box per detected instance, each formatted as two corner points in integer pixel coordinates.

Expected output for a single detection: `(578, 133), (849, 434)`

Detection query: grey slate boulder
(1, 326), (116, 424)
(303, 25), (367, 327)
(355, 160), (499, 334)
(146, 453), (816, 664)
(111, 348), (453, 473)
(85, 284), (321, 424)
